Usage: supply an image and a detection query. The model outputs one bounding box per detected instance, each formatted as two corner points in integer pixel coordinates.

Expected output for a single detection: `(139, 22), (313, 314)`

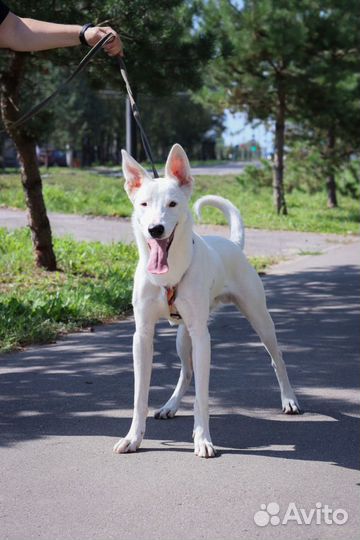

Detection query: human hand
(84, 26), (123, 56)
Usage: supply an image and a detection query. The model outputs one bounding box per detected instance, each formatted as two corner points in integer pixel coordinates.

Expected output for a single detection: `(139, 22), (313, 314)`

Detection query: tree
(292, 1), (360, 207)
(0, 53), (58, 269)
(198, 0), (315, 214)
(49, 75), (125, 166)
(198, 0), (360, 212)
(0, 0), (213, 269)
(136, 93), (224, 161)
(0, 2), (89, 270)
(47, 84), (223, 165)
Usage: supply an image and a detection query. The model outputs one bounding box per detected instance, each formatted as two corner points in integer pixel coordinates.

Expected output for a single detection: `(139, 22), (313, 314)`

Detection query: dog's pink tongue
(147, 238), (169, 274)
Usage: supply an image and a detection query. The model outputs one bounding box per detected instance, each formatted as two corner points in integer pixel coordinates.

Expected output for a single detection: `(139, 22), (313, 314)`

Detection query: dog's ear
(165, 144), (194, 196)
(121, 149), (152, 201)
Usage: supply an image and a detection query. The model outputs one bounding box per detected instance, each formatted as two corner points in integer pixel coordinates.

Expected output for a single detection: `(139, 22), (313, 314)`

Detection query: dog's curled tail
(194, 195), (245, 249)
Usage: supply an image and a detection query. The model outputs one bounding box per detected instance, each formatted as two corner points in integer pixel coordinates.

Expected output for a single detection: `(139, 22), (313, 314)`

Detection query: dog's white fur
(114, 144), (300, 458)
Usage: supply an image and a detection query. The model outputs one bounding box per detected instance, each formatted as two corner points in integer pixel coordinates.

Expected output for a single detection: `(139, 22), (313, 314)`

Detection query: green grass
(0, 167), (358, 234)
(193, 176), (359, 235)
(0, 167), (133, 217)
(298, 249), (323, 256)
(0, 227), (137, 353)
(0, 227), (277, 353)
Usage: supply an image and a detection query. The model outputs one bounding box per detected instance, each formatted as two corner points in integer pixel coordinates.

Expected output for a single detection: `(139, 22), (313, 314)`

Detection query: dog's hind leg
(154, 324), (193, 419)
(235, 289), (300, 414)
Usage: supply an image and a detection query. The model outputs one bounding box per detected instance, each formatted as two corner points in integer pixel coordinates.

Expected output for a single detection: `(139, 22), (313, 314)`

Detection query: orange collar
(165, 286), (182, 320)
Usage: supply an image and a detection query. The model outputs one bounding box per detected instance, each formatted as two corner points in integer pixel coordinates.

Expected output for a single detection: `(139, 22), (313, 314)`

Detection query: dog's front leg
(189, 325), (216, 458)
(176, 293), (216, 458)
(113, 318), (155, 454)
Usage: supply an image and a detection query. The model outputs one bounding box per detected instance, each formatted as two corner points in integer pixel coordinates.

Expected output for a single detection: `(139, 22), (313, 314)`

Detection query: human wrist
(79, 23), (94, 46)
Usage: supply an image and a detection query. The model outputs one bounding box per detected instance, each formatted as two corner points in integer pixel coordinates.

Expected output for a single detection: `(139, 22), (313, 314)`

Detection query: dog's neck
(133, 211), (194, 288)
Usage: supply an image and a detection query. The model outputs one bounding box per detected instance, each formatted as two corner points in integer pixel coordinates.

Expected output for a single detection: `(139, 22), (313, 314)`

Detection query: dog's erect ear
(165, 144), (194, 196)
(121, 149), (152, 201)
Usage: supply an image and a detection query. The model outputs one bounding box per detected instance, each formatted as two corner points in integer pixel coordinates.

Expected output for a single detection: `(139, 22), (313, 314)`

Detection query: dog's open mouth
(147, 227), (176, 275)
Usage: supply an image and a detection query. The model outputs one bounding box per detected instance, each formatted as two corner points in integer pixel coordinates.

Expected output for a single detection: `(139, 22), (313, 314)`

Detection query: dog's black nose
(148, 224), (165, 238)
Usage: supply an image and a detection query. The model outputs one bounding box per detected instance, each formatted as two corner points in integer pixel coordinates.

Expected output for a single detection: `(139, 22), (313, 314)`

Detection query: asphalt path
(0, 207), (355, 259)
(92, 161), (259, 177)
(1, 237), (359, 540)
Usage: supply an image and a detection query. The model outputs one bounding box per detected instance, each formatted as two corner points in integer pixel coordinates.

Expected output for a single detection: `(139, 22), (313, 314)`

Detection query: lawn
(0, 166), (358, 234)
(0, 227), (277, 353)
(0, 228), (137, 353)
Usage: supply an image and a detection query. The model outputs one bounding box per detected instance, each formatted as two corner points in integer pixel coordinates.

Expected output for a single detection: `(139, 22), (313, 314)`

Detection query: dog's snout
(148, 224), (165, 238)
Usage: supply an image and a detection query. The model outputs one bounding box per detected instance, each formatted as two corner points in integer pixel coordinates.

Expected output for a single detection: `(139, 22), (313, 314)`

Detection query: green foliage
(293, 1), (360, 148)
(196, 0), (360, 204)
(197, 0), (309, 118)
(0, 0), (218, 182)
(283, 143), (325, 194)
(51, 88), (224, 162)
(337, 162), (360, 200)
(238, 159), (273, 189)
(137, 93), (224, 160)
(239, 150), (360, 201)
(4, 0), (213, 93)
(0, 1), (214, 147)
(284, 145), (359, 199)
(0, 227), (137, 352)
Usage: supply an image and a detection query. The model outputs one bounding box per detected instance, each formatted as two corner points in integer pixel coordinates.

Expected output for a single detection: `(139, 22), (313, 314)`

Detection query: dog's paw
(282, 396), (301, 414)
(154, 401), (178, 420)
(193, 433), (216, 458)
(113, 435), (142, 454)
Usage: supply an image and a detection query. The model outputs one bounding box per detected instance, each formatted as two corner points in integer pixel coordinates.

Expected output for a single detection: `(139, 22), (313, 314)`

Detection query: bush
(284, 144), (324, 194)
(337, 161), (360, 199)
(284, 144), (359, 199)
(237, 159), (272, 190)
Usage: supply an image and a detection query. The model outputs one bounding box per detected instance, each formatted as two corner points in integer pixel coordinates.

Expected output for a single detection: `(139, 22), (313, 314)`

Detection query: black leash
(117, 57), (159, 178)
(2, 33), (159, 178)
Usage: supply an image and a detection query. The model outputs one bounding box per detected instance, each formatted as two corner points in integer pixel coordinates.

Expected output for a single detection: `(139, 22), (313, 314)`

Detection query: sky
(223, 110), (274, 155)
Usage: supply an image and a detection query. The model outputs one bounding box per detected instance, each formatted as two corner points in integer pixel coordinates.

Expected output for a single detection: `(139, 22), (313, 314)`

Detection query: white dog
(113, 144), (300, 458)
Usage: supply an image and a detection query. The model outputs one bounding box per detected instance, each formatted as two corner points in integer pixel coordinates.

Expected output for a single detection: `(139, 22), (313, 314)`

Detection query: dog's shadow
(141, 410), (359, 470)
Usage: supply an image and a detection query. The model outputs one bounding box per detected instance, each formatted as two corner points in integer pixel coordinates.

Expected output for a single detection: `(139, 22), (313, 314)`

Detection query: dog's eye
(140, 202), (148, 207)
(169, 201), (177, 208)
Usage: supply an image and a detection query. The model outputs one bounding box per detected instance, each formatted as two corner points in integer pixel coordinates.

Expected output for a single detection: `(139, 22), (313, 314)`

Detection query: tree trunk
(0, 52), (56, 270)
(272, 94), (288, 215)
(326, 128), (338, 208)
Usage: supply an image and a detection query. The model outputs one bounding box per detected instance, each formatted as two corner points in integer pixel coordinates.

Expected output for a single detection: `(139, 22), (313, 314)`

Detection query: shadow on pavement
(1, 263), (359, 472)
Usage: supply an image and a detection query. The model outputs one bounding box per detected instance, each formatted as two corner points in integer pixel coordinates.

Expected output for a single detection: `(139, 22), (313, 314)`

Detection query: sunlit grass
(0, 167), (358, 234)
(0, 228), (137, 353)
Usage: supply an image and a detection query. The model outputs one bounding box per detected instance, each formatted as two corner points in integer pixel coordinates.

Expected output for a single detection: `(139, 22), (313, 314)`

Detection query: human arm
(0, 11), (122, 55)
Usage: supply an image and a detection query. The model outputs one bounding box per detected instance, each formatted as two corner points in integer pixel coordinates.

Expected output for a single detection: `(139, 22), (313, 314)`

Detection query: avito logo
(254, 502), (348, 527)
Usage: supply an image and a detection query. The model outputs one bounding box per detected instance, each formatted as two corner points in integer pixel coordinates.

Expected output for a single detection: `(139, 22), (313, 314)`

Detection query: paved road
(92, 161), (259, 177)
(1, 240), (359, 540)
(0, 207), (355, 259)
